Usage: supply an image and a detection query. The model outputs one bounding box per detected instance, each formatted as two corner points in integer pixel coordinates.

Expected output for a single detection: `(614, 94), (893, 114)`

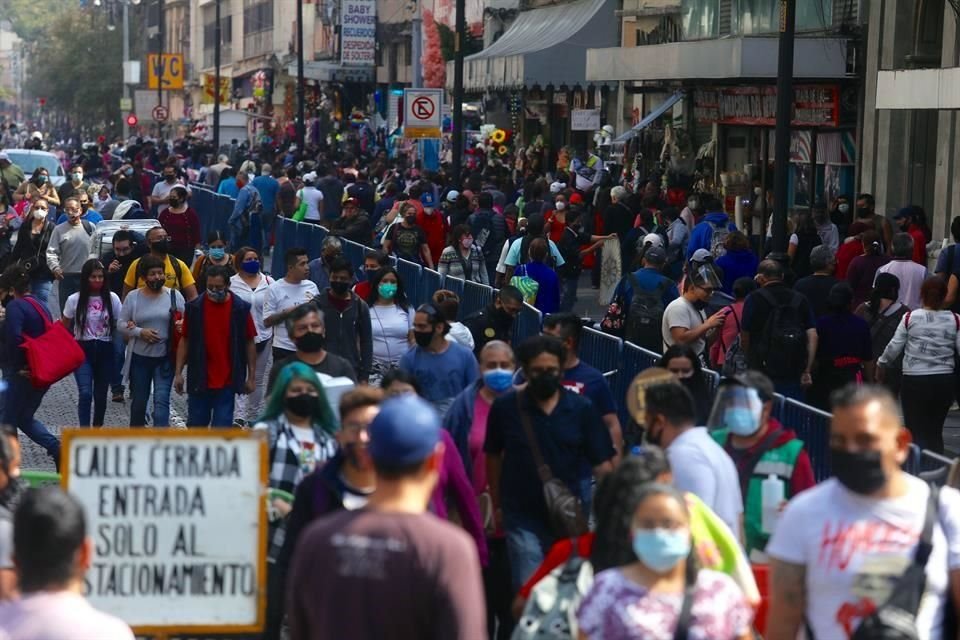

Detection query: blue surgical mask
(36, 174), (48, 184)
(725, 407), (761, 437)
(631, 528), (691, 573)
(483, 368), (514, 393)
(124, 168), (134, 177)
(209, 247), (226, 260)
(241, 259), (260, 274)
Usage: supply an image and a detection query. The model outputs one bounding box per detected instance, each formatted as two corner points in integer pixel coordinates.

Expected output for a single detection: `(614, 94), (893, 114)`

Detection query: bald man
(766, 384), (960, 640)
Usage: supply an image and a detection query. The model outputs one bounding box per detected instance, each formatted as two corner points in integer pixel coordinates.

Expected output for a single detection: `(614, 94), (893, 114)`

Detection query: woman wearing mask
(119, 255), (186, 427)
(12, 167), (60, 209)
(365, 266), (414, 382)
(544, 195), (568, 243)
(437, 224), (489, 285)
(254, 361), (339, 562)
(855, 273), (907, 394)
(658, 345), (714, 425)
(809, 282), (872, 411)
(576, 483), (754, 640)
(61, 259), (122, 427)
(9, 197), (56, 309)
(231, 247), (274, 426)
(92, 183), (114, 214)
(158, 186), (201, 266)
(192, 230), (235, 293)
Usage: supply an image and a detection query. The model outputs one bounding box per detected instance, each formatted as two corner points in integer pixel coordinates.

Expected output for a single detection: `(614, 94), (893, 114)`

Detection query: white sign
(403, 88), (443, 139)
(341, 0), (376, 66)
(571, 108), (601, 131)
(63, 429), (268, 634)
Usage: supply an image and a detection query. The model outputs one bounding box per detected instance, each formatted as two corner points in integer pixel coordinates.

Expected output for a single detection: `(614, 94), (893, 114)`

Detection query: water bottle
(761, 474), (785, 535)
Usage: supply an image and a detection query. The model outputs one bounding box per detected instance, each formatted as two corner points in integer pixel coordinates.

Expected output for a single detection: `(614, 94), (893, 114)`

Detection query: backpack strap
(905, 310), (912, 329)
(169, 255), (183, 290)
(673, 579), (696, 640)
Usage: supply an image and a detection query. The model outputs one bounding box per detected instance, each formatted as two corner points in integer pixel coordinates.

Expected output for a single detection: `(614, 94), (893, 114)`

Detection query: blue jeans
(188, 387), (236, 427)
(29, 277), (52, 311)
(3, 370), (59, 463)
(58, 273), (82, 314)
(129, 353), (173, 427)
(559, 276), (579, 312)
(110, 331), (126, 393)
(74, 340), (114, 426)
(503, 509), (555, 591)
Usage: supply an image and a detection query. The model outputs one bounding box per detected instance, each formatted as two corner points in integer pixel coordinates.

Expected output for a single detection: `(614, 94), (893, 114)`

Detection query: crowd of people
(0, 134), (957, 639)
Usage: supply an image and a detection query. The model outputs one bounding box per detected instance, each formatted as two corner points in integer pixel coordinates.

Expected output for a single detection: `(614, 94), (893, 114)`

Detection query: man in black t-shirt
(792, 245), (839, 319)
(386, 207), (433, 268)
(557, 208), (608, 312)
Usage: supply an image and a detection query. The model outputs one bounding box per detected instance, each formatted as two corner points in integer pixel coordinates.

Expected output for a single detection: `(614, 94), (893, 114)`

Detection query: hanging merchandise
(598, 237), (622, 305)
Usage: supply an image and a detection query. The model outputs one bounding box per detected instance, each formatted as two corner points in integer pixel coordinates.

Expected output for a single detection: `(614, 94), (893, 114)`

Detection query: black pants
(900, 373), (954, 454)
(484, 537), (515, 640)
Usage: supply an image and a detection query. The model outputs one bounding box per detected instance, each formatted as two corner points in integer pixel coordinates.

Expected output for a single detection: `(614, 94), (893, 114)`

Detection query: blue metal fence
(396, 259), (424, 307)
(420, 269), (445, 308)
(463, 280), (494, 318)
(775, 397), (833, 482)
(579, 327), (623, 385)
(513, 303), (543, 345)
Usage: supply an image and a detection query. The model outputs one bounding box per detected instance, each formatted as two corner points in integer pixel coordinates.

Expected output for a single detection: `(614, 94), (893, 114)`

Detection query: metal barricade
(513, 303), (543, 345)
(396, 259), (424, 307)
(776, 397), (833, 482)
(463, 280), (493, 318)
(579, 327), (623, 385)
(306, 224), (328, 260)
(271, 218), (288, 274)
(420, 269), (445, 308)
(341, 238), (368, 270)
(444, 275), (466, 302)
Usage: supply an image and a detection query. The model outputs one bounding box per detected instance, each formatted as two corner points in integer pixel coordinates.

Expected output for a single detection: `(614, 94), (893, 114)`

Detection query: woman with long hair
(12, 166), (60, 208)
(230, 246), (274, 426)
(192, 230), (235, 292)
(658, 345), (713, 425)
(9, 197), (56, 309)
(158, 185), (201, 266)
(437, 224), (489, 285)
(577, 483), (753, 640)
(365, 266), (414, 381)
(61, 259), (122, 427)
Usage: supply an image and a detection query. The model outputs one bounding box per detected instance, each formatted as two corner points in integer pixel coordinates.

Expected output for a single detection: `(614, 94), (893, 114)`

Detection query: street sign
(403, 88), (443, 139)
(62, 428), (268, 635)
(146, 53), (184, 90)
(119, 98), (133, 111)
(152, 104), (169, 123)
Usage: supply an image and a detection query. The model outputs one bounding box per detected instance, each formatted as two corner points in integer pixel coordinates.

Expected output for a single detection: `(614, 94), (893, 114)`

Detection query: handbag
(19, 297), (85, 389)
(849, 484), (939, 640)
(599, 276), (628, 337)
(167, 289), (183, 363)
(516, 394), (588, 539)
(510, 264), (539, 305)
(17, 223), (51, 275)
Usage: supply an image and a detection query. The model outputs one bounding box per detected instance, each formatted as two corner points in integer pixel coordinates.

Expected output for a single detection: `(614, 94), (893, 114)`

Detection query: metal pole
(122, 1), (131, 140)
(213, 0), (222, 153)
(411, 2), (422, 88)
(770, 0), (796, 253)
(296, 0), (306, 151)
(157, 0), (165, 136)
(451, 0), (466, 185)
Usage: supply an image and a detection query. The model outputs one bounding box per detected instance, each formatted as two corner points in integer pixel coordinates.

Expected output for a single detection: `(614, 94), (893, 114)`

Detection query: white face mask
(555, 201), (566, 211)
(33, 209), (47, 220)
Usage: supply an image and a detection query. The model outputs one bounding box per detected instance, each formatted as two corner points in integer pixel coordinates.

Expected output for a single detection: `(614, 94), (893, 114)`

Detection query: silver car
(2, 149), (67, 187)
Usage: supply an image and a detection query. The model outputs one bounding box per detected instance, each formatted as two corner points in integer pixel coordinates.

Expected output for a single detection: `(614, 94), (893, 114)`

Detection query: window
(203, 6), (233, 68)
(681, 0), (833, 40)
(243, 0), (274, 58)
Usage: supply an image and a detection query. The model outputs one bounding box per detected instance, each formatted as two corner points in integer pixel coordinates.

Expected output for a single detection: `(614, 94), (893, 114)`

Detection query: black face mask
(164, 175), (176, 183)
(856, 207), (872, 219)
(151, 240), (169, 254)
(495, 307), (516, 324)
(0, 477), (25, 512)
(364, 268), (379, 281)
(295, 331), (325, 353)
(527, 372), (561, 400)
(414, 329), (434, 348)
(693, 299), (708, 311)
(330, 281), (351, 296)
(146, 279), (164, 291)
(830, 448), (888, 495)
(285, 393), (318, 418)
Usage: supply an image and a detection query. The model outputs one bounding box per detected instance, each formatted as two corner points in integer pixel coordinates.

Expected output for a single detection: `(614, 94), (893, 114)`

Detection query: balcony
(244, 30), (273, 59)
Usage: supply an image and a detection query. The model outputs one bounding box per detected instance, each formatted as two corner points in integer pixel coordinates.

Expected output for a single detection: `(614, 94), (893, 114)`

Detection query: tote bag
(20, 297), (85, 389)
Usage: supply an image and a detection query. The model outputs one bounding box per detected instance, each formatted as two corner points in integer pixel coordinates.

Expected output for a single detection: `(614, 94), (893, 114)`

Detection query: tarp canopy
(614, 91), (685, 143)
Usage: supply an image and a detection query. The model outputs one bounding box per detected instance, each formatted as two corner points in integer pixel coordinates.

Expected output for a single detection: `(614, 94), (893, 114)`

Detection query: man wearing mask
(417, 191), (447, 262)
(661, 264), (726, 358)
(813, 207), (839, 253)
(892, 206), (929, 265)
(45, 197), (96, 313)
(830, 195), (853, 238)
(399, 304), (478, 416)
(314, 258), (372, 383)
(308, 236), (347, 292)
(149, 164), (186, 215)
(122, 226), (198, 301)
(57, 165), (88, 204)
(103, 230), (143, 402)
(855, 192), (892, 255)
(766, 384), (960, 640)
(328, 197), (372, 245)
(353, 250), (389, 300)
(267, 303), (357, 388)
(265, 248), (321, 363)
(463, 286), (524, 355)
(174, 266), (257, 427)
(708, 372), (815, 558)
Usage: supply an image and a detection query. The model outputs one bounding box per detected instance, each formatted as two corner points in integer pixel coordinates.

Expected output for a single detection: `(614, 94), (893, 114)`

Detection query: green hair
(259, 362), (338, 435)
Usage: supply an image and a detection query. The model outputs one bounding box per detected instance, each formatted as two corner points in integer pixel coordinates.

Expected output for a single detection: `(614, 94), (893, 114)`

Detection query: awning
(446, 0), (617, 91)
(614, 91), (685, 143)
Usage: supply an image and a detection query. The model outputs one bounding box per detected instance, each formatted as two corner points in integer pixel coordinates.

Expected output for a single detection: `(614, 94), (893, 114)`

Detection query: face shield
(688, 263), (722, 291)
(707, 384), (764, 437)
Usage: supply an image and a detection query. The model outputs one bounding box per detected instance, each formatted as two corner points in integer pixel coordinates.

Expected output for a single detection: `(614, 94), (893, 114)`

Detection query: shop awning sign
(694, 85), (840, 128)
(403, 88), (443, 139)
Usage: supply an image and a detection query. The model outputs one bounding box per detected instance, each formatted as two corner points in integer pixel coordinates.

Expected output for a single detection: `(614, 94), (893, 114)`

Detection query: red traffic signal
(126, 113), (138, 127)
(38, 98), (46, 107)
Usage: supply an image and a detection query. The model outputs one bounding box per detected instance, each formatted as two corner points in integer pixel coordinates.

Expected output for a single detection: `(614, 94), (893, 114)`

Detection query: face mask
(838, 203), (850, 214)
(295, 331), (325, 353)
(322, 254), (338, 266)
(856, 207), (871, 219)
(165, 175), (176, 183)
(125, 168), (134, 177)
(284, 393), (318, 418)
(692, 299), (708, 311)
(72, 172), (82, 182)
(36, 175), (47, 184)
(830, 448), (888, 495)
(527, 372), (561, 400)
(207, 289), (227, 303)
(405, 215), (417, 225)
(168, 198), (181, 208)
(151, 240), (169, 254)
(631, 528), (691, 573)
(364, 268), (379, 280)
(33, 209), (47, 220)
(725, 407), (761, 436)
(414, 329), (435, 348)
(0, 477), (25, 512)
(146, 279), (164, 291)
(378, 282), (398, 300)
(330, 281), (351, 296)
(461, 238), (473, 250)
(555, 201), (566, 211)
(754, 187), (762, 196)
(88, 280), (104, 292)
(209, 247), (226, 261)
(483, 368), (514, 393)
(241, 259), (260, 274)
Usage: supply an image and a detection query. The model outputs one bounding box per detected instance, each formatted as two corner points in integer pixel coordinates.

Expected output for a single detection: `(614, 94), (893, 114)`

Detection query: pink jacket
(430, 429), (490, 566)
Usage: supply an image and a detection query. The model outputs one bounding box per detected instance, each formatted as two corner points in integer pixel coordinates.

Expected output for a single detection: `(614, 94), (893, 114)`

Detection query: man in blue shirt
(610, 245), (679, 351)
(399, 303), (479, 417)
(686, 196), (737, 261)
(252, 164), (280, 252)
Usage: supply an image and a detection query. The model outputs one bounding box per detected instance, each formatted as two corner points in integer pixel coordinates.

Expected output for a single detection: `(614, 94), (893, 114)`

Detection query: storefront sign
(570, 109), (601, 131)
(62, 429), (268, 635)
(694, 85), (840, 128)
(341, 0), (376, 66)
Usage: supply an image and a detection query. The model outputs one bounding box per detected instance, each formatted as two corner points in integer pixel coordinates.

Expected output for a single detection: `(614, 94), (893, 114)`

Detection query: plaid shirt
(255, 415), (337, 561)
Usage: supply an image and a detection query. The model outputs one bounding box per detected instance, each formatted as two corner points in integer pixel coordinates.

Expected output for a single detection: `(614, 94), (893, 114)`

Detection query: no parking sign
(403, 88), (443, 139)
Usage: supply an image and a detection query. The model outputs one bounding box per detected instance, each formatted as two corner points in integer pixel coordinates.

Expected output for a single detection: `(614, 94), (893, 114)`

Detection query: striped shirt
(878, 309), (960, 375)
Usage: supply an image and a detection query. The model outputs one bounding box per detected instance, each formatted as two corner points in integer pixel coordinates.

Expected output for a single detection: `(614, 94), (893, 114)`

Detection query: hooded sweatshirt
(687, 211), (736, 261)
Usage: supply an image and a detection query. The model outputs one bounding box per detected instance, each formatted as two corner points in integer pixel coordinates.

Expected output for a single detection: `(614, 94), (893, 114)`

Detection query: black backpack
(754, 288), (807, 379)
(624, 273), (668, 352)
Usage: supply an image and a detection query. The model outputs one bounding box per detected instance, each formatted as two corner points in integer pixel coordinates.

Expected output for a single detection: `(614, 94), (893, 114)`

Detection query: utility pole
(213, 0), (222, 153)
(296, 0), (306, 152)
(411, 1), (422, 88)
(157, 0), (165, 137)
(770, 0), (796, 253)
(451, 0), (466, 185)
(122, 1), (131, 140)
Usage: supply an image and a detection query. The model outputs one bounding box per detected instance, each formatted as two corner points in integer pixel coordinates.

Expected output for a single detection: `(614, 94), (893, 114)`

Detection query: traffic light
(126, 113), (138, 127)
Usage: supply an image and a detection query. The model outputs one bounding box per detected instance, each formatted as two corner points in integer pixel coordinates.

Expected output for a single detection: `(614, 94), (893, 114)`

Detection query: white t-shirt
(446, 321), (475, 351)
(230, 272), (274, 343)
(875, 259), (928, 310)
(150, 179), (188, 214)
(662, 296), (706, 355)
(63, 291), (122, 341)
(299, 186), (324, 221)
(370, 304), (413, 365)
(0, 591), (135, 640)
(767, 476), (960, 640)
(263, 278), (320, 351)
(667, 427), (743, 536)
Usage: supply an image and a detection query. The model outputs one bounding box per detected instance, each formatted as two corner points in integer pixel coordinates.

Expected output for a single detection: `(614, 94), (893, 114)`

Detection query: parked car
(89, 219), (159, 259)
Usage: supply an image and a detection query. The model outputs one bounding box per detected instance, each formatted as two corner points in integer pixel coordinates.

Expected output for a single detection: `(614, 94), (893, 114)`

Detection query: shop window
(737, 0), (832, 35)
(203, 6), (233, 69)
(243, 0), (274, 59)
(906, 0), (944, 68)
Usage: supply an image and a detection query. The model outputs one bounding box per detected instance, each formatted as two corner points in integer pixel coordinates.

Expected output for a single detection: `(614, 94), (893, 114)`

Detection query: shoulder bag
(20, 297), (85, 389)
(516, 394), (588, 538)
(168, 289), (183, 364)
(18, 223), (51, 275)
